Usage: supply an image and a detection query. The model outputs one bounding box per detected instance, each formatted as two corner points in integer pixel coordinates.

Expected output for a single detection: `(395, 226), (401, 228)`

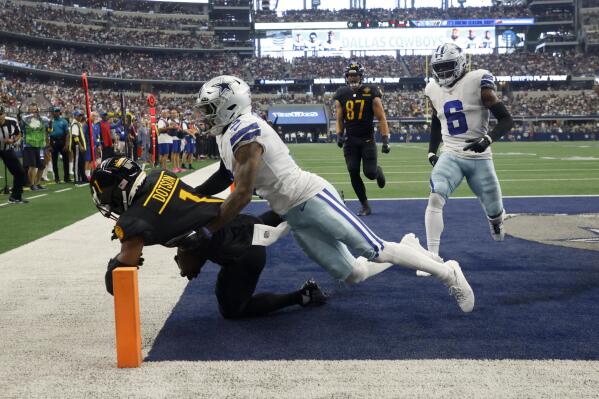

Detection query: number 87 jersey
(425, 69), (496, 159)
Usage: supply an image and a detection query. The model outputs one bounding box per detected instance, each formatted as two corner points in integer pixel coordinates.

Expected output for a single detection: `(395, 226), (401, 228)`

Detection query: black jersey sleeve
(371, 85), (382, 98)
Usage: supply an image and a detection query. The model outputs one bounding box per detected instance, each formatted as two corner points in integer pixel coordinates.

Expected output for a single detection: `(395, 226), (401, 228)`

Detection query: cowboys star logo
(213, 81), (233, 95)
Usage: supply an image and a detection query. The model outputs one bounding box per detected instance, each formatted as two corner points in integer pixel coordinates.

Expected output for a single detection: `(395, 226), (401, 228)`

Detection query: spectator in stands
(49, 106), (71, 183)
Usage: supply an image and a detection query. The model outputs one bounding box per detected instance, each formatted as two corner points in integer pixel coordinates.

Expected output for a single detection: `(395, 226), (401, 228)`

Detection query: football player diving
(195, 75), (475, 313)
(90, 157), (327, 319)
(419, 43), (513, 277)
(333, 62), (390, 216)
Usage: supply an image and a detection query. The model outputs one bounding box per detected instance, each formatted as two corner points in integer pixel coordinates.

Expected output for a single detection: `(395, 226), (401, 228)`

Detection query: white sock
(425, 193), (446, 256)
(345, 257), (394, 284)
(69, 161), (74, 174)
(376, 240), (452, 283)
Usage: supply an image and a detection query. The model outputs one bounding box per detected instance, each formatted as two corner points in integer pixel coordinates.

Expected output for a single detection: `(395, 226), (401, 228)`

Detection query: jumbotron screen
(257, 26), (496, 59)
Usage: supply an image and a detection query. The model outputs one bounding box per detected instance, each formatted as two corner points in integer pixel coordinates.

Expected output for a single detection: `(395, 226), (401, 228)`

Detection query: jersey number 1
(346, 99), (365, 120)
(443, 100), (468, 135)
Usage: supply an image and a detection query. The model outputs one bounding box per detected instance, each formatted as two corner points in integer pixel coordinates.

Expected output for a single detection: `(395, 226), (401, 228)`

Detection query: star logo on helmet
(213, 82), (232, 95)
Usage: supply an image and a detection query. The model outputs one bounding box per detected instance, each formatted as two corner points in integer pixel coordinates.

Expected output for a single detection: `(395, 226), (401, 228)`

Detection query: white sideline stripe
(338, 194), (599, 201)
(28, 194), (48, 200)
(317, 168), (599, 175)
(329, 178), (599, 185)
(54, 188), (72, 193)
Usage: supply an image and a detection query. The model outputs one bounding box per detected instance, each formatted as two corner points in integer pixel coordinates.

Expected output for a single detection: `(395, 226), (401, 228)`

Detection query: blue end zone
(146, 197), (599, 361)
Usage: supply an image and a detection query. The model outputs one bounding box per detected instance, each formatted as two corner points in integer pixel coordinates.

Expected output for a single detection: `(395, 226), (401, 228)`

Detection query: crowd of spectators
(402, 51), (599, 77)
(213, 0), (250, 6)
(1, 2), (217, 49)
(1, 78), (597, 126)
(6, 2), (207, 31)
(255, 5), (532, 23)
(3, 44), (599, 82)
(26, 0), (191, 13)
(531, 8), (574, 22)
(582, 0), (599, 7)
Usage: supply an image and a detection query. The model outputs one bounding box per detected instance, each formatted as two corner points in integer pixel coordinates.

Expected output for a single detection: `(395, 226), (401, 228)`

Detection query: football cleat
(488, 210), (506, 241)
(376, 166), (386, 188)
(357, 200), (371, 216)
(444, 260), (474, 313)
(8, 196), (28, 204)
(299, 279), (327, 307)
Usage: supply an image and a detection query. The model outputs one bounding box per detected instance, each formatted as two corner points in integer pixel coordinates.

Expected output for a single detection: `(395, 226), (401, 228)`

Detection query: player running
(90, 157), (327, 319)
(334, 62), (390, 216)
(419, 43), (513, 276)
(196, 75), (475, 313)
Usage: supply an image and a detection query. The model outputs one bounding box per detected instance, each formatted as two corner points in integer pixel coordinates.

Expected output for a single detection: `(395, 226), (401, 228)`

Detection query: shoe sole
(446, 260), (475, 313)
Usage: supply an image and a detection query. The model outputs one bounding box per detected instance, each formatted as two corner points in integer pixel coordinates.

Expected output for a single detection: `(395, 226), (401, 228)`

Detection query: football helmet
(196, 75), (251, 136)
(89, 157), (146, 220)
(430, 43), (467, 87)
(344, 61), (364, 88)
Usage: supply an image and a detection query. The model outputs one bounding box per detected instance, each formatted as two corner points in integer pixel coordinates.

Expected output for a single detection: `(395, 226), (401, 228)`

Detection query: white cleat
(400, 233), (442, 277)
(488, 210), (506, 241)
(445, 260), (475, 313)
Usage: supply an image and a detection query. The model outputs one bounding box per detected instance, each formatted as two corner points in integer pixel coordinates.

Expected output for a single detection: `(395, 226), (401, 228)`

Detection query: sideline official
(0, 107), (27, 203)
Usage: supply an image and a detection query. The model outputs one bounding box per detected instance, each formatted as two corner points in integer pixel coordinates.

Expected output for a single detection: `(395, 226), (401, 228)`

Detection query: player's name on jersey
(144, 172), (179, 210)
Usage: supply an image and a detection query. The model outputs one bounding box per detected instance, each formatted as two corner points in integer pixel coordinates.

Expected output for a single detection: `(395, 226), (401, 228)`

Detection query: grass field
(0, 141), (598, 254)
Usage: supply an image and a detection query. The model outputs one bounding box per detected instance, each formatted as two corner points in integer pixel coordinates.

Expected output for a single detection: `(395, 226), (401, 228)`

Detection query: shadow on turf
(146, 198), (599, 361)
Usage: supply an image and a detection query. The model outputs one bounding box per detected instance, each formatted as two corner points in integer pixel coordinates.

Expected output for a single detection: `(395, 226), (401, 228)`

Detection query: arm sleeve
(194, 161), (233, 196)
(428, 113), (442, 154)
(488, 102), (513, 142)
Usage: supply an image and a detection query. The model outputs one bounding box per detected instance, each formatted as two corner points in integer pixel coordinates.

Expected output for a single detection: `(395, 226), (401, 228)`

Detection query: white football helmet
(196, 75), (251, 136)
(430, 43), (467, 87)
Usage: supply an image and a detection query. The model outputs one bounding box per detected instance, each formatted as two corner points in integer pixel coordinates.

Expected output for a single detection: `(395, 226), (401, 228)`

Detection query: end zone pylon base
(113, 267), (142, 368)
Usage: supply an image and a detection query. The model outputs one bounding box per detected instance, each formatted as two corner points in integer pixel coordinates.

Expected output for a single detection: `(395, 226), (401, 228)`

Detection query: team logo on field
(504, 213), (599, 252)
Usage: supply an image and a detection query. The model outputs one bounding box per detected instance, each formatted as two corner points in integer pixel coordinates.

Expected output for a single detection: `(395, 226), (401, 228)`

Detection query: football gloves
(463, 135), (492, 153)
(428, 152), (439, 167)
(337, 134), (345, 148)
(381, 135), (390, 154)
(104, 255), (142, 295)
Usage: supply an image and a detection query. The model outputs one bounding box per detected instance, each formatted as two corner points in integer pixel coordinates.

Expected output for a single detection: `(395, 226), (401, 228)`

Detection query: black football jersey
(114, 170), (223, 246)
(333, 84), (382, 138)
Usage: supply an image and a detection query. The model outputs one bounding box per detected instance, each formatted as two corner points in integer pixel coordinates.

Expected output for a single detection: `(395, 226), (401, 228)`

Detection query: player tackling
(196, 75), (475, 313)
(419, 43), (513, 276)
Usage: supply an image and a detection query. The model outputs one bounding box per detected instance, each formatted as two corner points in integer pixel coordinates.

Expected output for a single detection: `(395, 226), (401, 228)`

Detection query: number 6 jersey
(425, 69), (496, 159)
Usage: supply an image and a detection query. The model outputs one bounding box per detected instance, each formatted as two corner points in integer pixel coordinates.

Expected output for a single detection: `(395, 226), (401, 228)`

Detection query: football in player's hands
(428, 152), (439, 167)
(463, 135), (492, 153)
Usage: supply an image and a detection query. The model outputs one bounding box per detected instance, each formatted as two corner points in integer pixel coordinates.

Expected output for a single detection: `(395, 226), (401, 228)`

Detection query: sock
(376, 241), (452, 283)
(425, 193), (446, 255)
(345, 257), (393, 284)
(69, 161), (74, 174)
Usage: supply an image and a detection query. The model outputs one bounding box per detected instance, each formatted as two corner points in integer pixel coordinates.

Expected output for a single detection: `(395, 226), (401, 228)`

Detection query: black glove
(104, 256), (140, 295)
(428, 152), (439, 167)
(336, 134), (344, 148)
(381, 135), (390, 154)
(463, 135), (492, 153)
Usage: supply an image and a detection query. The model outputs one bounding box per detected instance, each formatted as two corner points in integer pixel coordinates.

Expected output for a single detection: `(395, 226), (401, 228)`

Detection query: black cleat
(357, 200), (371, 216)
(376, 166), (386, 188)
(8, 196), (28, 204)
(299, 279), (327, 307)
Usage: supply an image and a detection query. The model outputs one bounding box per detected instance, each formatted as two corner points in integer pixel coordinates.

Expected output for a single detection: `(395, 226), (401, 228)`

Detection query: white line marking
(329, 178), (599, 185)
(332, 194), (599, 201)
(28, 194), (48, 200)
(317, 168), (599, 175)
(54, 188), (72, 193)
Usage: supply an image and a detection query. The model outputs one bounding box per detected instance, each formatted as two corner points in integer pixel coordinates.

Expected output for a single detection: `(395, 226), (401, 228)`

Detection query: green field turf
(0, 141), (598, 254)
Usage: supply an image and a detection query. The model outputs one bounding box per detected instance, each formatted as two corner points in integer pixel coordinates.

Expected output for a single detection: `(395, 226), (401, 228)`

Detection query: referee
(0, 107), (27, 203)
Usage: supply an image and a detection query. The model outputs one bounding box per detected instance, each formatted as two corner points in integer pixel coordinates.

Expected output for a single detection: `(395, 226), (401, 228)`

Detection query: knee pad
(427, 192), (446, 211)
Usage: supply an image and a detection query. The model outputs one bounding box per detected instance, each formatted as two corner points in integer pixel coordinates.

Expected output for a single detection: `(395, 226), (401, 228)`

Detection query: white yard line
(27, 194), (48, 200)
(54, 188), (72, 193)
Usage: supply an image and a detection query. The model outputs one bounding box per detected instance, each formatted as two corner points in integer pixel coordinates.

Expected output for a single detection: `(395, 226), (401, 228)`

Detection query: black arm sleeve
(428, 113), (442, 154)
(488, 102), (514, 142)
(194, 161), (233, 196)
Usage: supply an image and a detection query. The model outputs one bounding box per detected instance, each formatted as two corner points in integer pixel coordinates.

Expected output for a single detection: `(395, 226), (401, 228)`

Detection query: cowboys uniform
(197, 76), (476, 317)
(422, 43), (507, 272)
